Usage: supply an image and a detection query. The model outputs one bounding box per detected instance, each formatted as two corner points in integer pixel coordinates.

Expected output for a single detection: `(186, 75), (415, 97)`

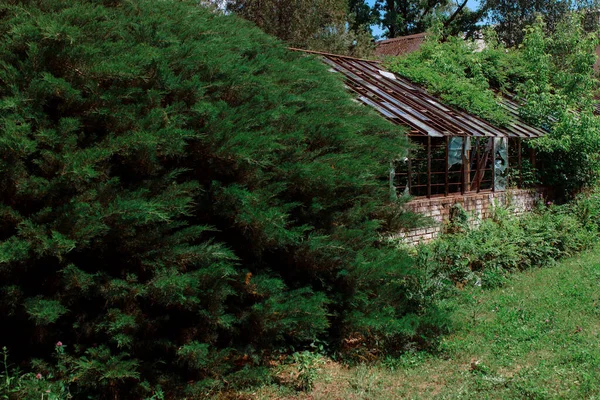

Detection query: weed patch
(415, 192), (600, 293)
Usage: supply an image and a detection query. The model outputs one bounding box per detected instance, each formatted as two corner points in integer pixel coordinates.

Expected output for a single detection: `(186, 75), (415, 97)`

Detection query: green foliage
(388, 15), (600, 197)
(244, 247), (600, 399)
(483, 0), (600, 47)
(227, 0), (375, 57)
(287, 351), (327, 391)
(417, 191), (600, 291)
(373, 0), (483, 38)
(24, 297), (68, 325)
(1, 346), (72, 400)
(348, 0), (379, 34)
(517, 17), (600, 197)
(388, 30), (513, 125)
(0, 0), (424, 397)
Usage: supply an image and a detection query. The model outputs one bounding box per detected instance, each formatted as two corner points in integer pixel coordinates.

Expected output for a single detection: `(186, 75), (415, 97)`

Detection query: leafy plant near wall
(387, 15), (600, 198)
(517, 16), (600, 197)
(415, 190), (600, 293)
(0, 0), (428, 398)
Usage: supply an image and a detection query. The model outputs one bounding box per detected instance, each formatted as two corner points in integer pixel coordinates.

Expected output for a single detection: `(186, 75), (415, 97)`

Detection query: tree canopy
(226, 0), (375, 57)
(224, 0), (484, 51)
(216, 0), (600, 48)
(372, 0), (483, 38)
(0, 0), (433, 397)
(482, 0), (600, 46)
(372, 0), (600, 42)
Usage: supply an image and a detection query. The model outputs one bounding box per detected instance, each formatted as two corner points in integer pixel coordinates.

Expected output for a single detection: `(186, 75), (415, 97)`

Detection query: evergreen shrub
(0, 0), (426, 397)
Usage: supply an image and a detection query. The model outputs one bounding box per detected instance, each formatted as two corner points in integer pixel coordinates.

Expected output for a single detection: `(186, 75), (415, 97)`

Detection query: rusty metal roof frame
(292, 49), (547, 138)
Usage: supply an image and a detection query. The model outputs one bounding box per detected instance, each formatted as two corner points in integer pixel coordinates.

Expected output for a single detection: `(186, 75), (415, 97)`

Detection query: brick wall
(392, 189), (542, 245)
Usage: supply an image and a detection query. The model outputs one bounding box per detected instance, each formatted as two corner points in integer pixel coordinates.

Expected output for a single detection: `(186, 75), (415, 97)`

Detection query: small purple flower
(36, 373), (42, 379)
(56, 341), (63, 347)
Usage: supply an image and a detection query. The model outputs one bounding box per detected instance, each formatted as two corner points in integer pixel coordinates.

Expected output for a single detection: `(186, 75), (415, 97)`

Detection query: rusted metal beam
(445, 136), (449, 196)
(474, 137), (480, 193)
(518, 138), (522, 188)
(427, 136), (432, 198)
(407, 156), (413, 195)
(491, 138), (496, 192)
(461, 137), (467, 194)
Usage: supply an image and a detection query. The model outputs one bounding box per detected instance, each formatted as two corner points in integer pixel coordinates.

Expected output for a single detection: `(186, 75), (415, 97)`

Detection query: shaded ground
(240, 247), (600, 399)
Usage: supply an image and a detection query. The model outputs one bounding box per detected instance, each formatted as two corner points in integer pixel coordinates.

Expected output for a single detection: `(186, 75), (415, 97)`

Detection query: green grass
(248, 247), (600, 399)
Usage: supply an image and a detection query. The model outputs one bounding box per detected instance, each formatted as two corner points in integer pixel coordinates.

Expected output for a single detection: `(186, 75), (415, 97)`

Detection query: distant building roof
(293, 49), (546, 138)
(375, 33), (427, 57)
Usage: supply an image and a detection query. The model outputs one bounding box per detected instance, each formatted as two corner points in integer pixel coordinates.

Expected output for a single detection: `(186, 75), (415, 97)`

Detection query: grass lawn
(247, 247), (600, 399)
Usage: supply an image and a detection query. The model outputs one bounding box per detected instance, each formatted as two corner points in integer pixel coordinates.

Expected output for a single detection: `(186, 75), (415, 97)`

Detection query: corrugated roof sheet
(294, 49), (547, 138)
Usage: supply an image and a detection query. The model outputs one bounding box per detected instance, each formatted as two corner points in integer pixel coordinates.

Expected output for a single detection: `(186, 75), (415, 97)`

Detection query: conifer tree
(0, 0), (424, 397)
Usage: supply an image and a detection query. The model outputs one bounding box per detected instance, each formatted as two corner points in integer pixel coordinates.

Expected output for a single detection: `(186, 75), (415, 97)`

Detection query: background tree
(349, 0), (380, 35)
(483, 0), (600, 46)
(226, 0), (375, 57)
(443, 1), (487, 38)
(374, 0), (482, 38)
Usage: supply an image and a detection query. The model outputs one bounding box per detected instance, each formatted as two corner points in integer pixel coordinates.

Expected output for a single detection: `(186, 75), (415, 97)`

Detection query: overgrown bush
(0, 0), (427, 398)
(416, 192), (600, 291)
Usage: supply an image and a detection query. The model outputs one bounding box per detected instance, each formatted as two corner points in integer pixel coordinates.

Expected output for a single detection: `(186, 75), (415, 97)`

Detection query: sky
(367, 0), (481, 38)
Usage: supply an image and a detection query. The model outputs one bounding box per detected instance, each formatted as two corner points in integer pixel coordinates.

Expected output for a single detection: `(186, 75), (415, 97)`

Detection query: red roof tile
(375, 33), (427, 57)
